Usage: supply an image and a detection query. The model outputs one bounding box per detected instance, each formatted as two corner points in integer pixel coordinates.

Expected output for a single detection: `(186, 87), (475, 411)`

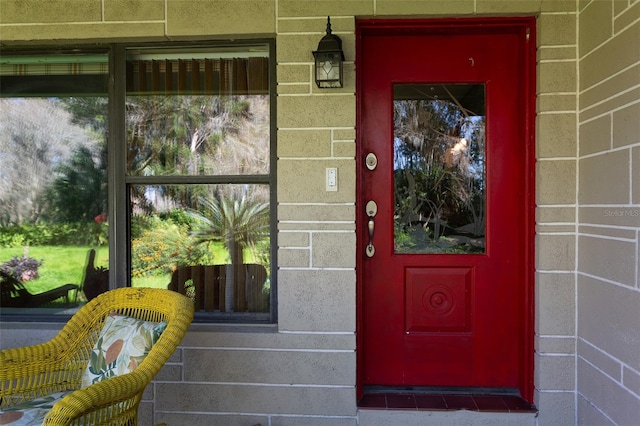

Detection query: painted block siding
(576, 2), (640, 425)
(1, 0), (639, 424)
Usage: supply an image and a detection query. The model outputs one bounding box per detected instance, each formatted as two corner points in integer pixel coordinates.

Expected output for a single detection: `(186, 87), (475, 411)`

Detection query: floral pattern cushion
(81, 313), (166, 388)
(0, 391), (73, 425)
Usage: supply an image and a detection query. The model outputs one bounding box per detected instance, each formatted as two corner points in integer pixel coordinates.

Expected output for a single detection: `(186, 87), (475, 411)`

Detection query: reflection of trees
(394, 96), (485, 250)
(45, 146), (106, 224)
(187, 188), (269, 311)
(126, 95), (269, 213)
(0, 98), (100, 226)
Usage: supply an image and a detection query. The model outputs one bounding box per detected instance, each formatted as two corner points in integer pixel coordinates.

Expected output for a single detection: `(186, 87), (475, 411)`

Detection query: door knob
(365, 200), (377, 257)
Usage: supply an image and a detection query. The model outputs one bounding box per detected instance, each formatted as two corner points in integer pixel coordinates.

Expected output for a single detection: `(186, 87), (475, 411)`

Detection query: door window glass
(393, 84), (485, 254)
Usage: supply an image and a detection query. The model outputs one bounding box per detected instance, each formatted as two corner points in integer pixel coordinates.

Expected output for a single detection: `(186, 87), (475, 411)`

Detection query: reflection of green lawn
(0, 246), (109, 293)
(0, 243), (265, 293)
(395, 226), (485, 254)
(132, 274), (172, 289)
(0, 246), (181, 292)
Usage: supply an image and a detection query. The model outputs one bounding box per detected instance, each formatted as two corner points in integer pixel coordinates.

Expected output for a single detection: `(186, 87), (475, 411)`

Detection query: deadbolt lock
(365, 153), (378, 171)
(365, 200), (378, 217)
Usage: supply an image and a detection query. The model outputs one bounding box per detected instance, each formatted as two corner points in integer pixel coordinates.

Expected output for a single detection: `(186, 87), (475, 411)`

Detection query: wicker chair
(0, 287), (194, 425)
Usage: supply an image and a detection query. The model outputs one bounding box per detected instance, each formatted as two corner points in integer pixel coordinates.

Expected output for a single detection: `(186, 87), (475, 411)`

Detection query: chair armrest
(43, 370), (150, 426)
(0, 342), (80, 401)
(1, 342), (62, 378)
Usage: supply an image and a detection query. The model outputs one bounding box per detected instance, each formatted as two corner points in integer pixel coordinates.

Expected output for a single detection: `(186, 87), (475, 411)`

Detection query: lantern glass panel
(315, 52), (342, 88)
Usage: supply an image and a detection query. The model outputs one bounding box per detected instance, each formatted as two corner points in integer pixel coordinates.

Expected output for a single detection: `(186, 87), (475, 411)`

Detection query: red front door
(357, 18), (535, 400)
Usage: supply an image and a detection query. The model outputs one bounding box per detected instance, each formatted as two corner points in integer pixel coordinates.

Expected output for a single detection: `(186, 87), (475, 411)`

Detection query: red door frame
(355, 17), (536, 403)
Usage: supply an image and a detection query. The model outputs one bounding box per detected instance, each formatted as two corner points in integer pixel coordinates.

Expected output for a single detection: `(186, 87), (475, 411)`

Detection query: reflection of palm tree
(188, 194), (269, 311)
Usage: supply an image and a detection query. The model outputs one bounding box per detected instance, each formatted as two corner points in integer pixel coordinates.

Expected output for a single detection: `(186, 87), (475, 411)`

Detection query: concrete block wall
(576, 1), (640, 425)
(2, 0), (639, 425)
(533, 2), (579, 424)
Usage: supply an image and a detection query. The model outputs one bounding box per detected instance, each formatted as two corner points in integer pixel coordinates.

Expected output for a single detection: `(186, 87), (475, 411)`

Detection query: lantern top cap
(314, 16), (345, 60)
(325, 16), (333, 35)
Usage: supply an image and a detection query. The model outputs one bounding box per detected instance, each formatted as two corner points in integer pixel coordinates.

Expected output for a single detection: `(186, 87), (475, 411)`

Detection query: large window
(0, 51), (110, 316)
(0, 42), (275, 323)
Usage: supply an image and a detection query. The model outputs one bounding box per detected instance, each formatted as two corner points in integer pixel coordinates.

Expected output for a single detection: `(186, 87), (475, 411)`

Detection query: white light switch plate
(326, 167), (338, 191)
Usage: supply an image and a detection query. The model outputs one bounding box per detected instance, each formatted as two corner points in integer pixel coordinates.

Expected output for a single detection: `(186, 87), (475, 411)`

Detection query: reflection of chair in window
(169, 264), (269, 312)
(0, 271), (78, 308)
(80, 249), (109, 301)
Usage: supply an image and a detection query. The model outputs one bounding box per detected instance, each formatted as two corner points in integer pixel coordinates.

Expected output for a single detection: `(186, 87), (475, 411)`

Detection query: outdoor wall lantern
(312, 16), (345, 88)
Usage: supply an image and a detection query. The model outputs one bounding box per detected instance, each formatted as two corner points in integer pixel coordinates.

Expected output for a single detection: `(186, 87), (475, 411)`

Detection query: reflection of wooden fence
(168, 264), (269, 312)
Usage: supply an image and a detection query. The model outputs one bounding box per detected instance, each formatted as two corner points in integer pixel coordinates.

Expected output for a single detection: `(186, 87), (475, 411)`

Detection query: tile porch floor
(358, 392), (536, 412)
(357, 389), (538, 426)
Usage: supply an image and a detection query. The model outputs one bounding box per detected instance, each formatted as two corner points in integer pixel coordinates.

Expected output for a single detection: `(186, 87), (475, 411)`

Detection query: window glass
(0, 42), (274, 322)
(125, 45), (273, 320)
(125, 47), (270, 176)
(0, 53), (109, 314)
(130, 184), (270, 314)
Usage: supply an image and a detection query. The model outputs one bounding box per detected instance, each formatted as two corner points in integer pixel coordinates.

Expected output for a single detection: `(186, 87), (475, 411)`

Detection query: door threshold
(359, 387), (536, 413)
